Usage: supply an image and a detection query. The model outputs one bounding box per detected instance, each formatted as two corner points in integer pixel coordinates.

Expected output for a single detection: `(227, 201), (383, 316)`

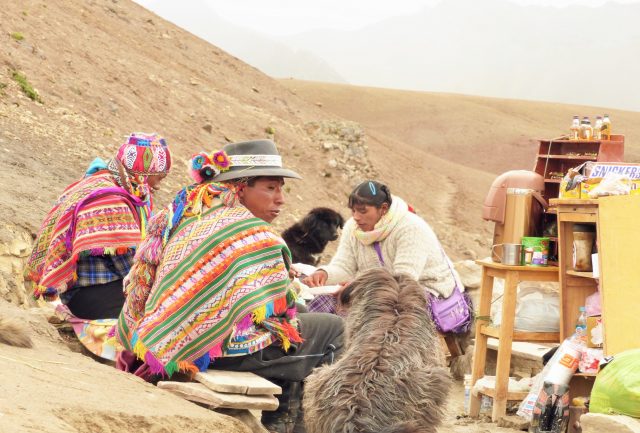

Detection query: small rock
(252, 86), (260, 93)
(9, 239), (30, 257)
(322, 142), (333, 150)
(454, 259), (482, 290)
(328, 159), (338, 168)
(202, 124), (213, 134)
(315, 102), (323, 107)
(581, 413), (640, 433)
(463, 249), (478, 260)
(497, 415), (529, 431)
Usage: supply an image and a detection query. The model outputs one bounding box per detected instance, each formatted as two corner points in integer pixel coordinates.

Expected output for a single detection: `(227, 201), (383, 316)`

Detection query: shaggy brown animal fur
(303, 269), (451, 433)
(0, 317), (33, 348)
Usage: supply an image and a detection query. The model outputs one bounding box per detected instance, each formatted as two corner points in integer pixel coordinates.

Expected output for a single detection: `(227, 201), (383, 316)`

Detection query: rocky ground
(2, 0), (640, 432)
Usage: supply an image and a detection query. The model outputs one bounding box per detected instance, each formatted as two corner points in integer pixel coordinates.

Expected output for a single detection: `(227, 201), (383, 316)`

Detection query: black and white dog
(282, 207), (345, 266)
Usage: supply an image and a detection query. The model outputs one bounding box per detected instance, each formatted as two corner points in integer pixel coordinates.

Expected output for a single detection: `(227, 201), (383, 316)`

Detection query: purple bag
(373, 242), (473, 334)
(428, 286), (473, 334)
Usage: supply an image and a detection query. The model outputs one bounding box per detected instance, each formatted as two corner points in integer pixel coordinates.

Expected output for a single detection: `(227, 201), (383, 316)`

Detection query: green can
(521, 237), (550, 266)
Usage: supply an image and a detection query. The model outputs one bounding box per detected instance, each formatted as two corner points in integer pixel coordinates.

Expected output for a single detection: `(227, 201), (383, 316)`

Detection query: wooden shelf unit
(535, 135), (624, 263)
(535, 135), (624, 204)
(551, 197), (640, 398)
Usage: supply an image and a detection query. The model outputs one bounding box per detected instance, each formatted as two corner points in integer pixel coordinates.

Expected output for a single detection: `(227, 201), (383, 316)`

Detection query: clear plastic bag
(587, 174), (632, 198)
(584, 290), (602, 317)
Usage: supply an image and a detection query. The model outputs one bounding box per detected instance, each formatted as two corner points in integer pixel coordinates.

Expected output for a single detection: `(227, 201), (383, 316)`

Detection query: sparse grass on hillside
(11, 70), (42, 102)
(10, 32), (24, 41)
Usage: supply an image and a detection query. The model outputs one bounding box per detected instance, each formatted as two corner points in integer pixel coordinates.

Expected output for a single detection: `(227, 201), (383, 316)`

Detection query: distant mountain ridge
(141, 0), (640, 112)
(143, 0), (347, 83)
(280, 0), (640, 111)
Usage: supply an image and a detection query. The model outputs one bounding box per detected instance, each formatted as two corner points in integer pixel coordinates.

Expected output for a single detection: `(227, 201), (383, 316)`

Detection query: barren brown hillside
(279, 79), (640, 262)
(0, 1), (498, 431)
(1, 1), (640, 432)
(279, 79), (640, 172)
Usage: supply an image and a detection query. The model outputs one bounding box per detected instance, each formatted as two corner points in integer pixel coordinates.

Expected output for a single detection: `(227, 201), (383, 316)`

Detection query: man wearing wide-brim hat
(212, 139), (301, 224)
(117, 139), (343, 433)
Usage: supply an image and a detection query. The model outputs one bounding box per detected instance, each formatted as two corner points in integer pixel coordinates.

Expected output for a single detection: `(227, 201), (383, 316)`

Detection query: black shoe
(291, 409), (306, 433)
(261, 411), (295, 433)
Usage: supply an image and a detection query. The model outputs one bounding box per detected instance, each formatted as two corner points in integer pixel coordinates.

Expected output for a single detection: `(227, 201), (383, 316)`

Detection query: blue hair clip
(368, 181), (377, 195)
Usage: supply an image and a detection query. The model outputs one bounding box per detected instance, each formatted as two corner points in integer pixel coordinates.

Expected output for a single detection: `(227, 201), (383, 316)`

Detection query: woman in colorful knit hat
(25, 132), (171, 321)
(117, 139), (343, 433)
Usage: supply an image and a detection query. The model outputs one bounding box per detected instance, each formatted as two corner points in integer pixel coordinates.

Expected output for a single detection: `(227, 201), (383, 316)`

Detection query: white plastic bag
(492, 281), (560, 332)
(472, 375), (532, 397)
(517, 339), (582, 420)
(588, 174), (631, 198)
(514, 285), (560, 332)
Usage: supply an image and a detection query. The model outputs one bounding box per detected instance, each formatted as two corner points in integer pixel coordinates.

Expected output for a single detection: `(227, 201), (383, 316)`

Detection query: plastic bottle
(480, 395), (493, 416)
(575, 306), (587, 341)
(570, 115), (581, 140)
(580, 117), (593, 140)
(601, 114), (612, 140)
(463, 374), (472, 414)
(593, 116), (603, 140)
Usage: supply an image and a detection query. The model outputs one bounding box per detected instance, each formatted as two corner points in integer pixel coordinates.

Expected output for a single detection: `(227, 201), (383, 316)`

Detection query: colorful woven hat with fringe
(116, 133), (172, 176)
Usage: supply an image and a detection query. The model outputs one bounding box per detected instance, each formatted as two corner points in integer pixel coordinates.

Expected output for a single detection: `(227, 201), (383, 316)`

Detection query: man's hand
(288, 267), (301, 280)
(304, 269), (328, 287)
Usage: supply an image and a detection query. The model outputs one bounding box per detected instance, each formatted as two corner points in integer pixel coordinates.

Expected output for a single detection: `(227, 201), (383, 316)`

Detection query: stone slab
(157, 381), (279, 411)
(195, 370), (282, 396)
(581, 413), (640, 433)
(486, 338), (554, 362)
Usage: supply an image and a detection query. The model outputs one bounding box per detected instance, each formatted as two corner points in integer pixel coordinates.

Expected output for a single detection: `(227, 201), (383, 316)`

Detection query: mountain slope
(281, 0), (640, 111)
(141, 0), (347, 83)
(280, 79), (640, 175)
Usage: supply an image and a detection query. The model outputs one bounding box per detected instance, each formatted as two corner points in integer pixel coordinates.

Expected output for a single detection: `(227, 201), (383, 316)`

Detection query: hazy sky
(136, 0), (640, 35)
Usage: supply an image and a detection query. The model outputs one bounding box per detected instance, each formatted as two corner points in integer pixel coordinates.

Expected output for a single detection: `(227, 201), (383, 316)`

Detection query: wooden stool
(469, 259), (560, 422)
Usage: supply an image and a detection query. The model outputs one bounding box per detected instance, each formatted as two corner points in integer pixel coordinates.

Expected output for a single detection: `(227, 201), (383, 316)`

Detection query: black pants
(210, 312), (344, 382)
(64, 279), (125, 320)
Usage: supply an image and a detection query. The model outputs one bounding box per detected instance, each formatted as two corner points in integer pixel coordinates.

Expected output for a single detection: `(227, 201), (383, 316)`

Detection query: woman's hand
(304, 270), (328, 287)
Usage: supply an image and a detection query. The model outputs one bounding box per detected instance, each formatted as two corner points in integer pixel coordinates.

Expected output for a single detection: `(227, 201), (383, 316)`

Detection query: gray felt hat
(212, 139), (302, 182)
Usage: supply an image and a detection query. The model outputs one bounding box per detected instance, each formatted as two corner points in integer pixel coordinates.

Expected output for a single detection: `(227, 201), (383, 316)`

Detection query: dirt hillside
(2, 1), (640, 432)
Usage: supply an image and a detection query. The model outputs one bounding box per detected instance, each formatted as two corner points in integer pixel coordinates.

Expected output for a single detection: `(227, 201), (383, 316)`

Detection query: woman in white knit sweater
(305, 180), (458, 299)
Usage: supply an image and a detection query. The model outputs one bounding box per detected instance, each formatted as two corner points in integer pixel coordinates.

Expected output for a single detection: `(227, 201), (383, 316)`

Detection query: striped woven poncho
(25, 171), (147, 301)
(117, 188), (300, 377)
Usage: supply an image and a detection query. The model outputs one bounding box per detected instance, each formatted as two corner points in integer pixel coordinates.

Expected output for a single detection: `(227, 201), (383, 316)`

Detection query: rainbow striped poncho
(117, 199), (300, 377)
(25, 171), (147, 301)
